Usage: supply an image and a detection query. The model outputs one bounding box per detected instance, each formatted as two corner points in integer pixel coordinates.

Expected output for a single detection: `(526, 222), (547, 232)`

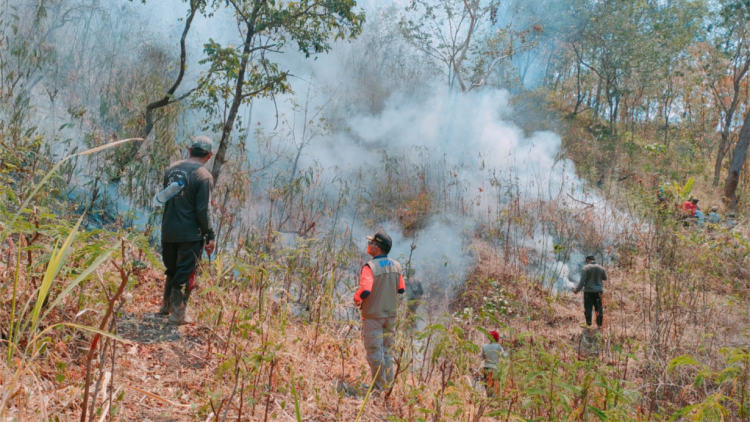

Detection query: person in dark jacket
(158, 136), (216, 325)
(405, 269), (424, 322)
(574, 255), (608, 328)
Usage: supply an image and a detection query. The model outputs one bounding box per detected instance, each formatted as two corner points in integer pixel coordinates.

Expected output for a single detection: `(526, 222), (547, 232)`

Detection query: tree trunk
(713, 132), (731, 187)
(112, 0), (201, 180)
(724, 110), (750, 210)
(211, 24), (254, 184)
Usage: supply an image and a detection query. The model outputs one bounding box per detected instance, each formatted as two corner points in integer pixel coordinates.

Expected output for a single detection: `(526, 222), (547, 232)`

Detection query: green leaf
(667, 355), (701, 373)
(29, 215), (84, 336)
(588, 405), (608, 421)
(40, 246), (116, 324)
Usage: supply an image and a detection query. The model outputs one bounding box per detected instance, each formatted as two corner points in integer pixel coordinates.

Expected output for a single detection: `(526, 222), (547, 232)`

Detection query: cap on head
(489, 331), (500, 342)
(366, 231), (392, 253)
(191, 136), (213, 154)
(585, 255), (596, 261)
(691, 198), (699, 204)
(712, 206), (719, 211)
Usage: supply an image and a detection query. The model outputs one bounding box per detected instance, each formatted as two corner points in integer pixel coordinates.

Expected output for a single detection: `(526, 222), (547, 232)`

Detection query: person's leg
(594, 292), (603, 327)
(363, 318), (385, 389)
(382, 317), (396, 388)
(483, 368), (495, 398)
(172, 240), (204, 291)
(159, 242), (179, 314)
(583, 292), (594, 326)
(169, 240), (203, 325)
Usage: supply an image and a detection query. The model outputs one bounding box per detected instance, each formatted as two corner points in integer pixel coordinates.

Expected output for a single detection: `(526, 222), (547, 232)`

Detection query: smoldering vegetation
(2, 0), (750, 420)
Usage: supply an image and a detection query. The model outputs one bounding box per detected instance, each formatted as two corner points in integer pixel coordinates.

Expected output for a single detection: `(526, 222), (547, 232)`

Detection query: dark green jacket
(575, 263), (607, 293)
(161, 160), (215, 242)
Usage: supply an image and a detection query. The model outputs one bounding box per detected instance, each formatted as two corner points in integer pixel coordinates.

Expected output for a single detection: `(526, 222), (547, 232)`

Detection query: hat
(191, 136), (213, 153)
(366, 231), (392, 252)
(489, 331), (500, 342)
(711, 206), (719, 211)
(691, 198), (699, 204)
(585, 255), (596, 261)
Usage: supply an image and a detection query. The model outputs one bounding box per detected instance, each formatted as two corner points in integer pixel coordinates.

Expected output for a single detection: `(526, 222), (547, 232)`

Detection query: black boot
(157, 276), (173, 315)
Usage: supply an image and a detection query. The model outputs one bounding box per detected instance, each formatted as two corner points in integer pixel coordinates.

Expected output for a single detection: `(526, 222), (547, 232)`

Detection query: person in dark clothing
(573, 255), (608, 328)
(158, 136), (216, 325)
(405, 270), (424, 323)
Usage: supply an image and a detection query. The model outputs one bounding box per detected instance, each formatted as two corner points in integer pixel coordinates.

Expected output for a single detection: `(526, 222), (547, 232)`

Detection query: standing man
(158, 136), (216, 325)
(480, 331), (505, 398)
(353, 231), (405, 391)
(405, 269), (424, 323)
(573, 255), (607, 329)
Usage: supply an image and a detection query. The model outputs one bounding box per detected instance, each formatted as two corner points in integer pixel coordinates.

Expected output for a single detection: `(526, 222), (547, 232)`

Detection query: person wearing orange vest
(354, 231), (406, 391)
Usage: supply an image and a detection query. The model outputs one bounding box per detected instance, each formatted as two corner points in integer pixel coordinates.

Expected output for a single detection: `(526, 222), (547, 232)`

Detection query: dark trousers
(162, 240), (204, 291)
(583, 292), (603, 327)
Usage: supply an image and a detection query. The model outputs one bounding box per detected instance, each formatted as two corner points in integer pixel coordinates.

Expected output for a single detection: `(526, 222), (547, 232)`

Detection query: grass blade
(355, 365), (380, 422)
(30, 322), (130, 346)
(39, 247), (115, 324)
(6, 244), (21, 365)
(29, 214), (84, 335)
(289, 365), (302, 422)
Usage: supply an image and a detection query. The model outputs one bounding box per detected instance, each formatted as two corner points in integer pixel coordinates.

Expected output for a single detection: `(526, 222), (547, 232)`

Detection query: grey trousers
(362, 317), (396, 390)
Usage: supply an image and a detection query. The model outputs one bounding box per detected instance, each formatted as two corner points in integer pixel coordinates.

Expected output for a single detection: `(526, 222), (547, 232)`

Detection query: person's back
(695, 210), (706, 226)
(574, 256), (607, 328)
(708, 211), (721, 225)
(680, 200), (698, 217)
(577, 263), (607, 293)
(405, 278), (424, 322)
(406, 278), (424, 301)
(481, 343), (505, 370)
(161, 160), (214, 243)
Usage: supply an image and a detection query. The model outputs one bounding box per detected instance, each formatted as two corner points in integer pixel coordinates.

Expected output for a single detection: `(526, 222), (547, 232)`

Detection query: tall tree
(709, 0), (750, 186)
(399, 0), (537, 92)
(724, 109), (750, 208)
(114, 0), (206, 177)
(194, 0), (364, 184)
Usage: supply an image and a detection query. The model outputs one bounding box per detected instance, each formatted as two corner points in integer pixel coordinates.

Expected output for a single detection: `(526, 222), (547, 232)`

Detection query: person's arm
(195, 172), (215, 241)
(354, 265), (374, 305)
(574, 268), (588, 293)
(601, 268), (607, 281)
(398, 274), (405, 294)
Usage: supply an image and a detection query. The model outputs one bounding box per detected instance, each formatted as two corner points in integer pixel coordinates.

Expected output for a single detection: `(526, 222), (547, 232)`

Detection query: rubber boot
(182, 289), (193, 324)
(168, 288), (193, 325)
(157, 276), (173, 315)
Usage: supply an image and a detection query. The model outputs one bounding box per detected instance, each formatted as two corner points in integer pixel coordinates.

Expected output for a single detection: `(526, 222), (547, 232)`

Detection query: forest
(2, 0), (750, 420)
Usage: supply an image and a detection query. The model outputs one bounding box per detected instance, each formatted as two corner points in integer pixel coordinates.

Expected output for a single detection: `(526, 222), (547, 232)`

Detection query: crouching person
(354, 231), (405, 391)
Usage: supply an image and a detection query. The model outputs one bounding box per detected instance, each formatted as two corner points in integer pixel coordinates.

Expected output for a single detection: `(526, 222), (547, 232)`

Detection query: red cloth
(680, 201), (697, 216)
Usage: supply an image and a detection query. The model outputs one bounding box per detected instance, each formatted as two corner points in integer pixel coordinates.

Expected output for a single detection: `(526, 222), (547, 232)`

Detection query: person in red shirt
(680, 198), (698, 217)
(354, 231), (405, 391)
